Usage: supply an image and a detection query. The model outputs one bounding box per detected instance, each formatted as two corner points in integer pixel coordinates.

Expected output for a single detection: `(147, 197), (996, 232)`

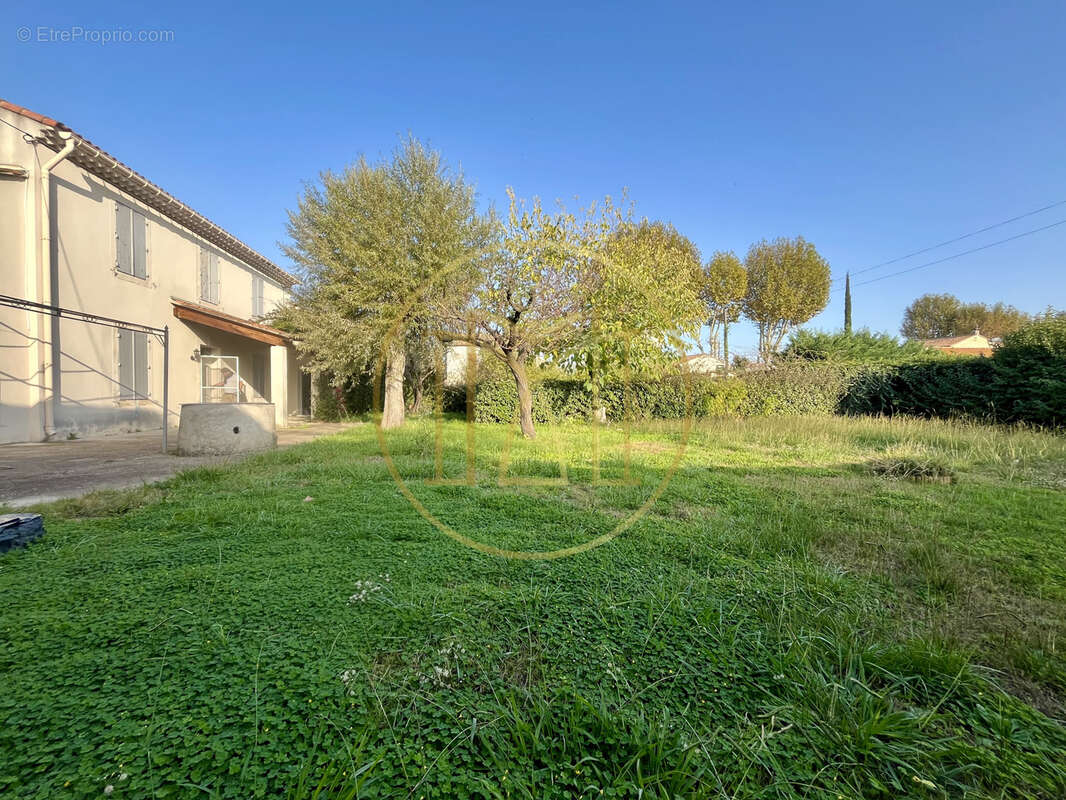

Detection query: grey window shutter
(118, 329), (134, 399)
(134, 332), (149, 398)
(132, 211), (147, 279)
(209, 253), (220, 303)
(116, 204), (132, 275)
(252, 275), (263, 316)
(199, 249), (210, 301)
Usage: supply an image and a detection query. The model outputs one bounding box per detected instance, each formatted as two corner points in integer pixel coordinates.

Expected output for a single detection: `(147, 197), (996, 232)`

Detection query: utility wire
(842, 217), (1066, 290)
(832, 199), (1066, 285)
(0, 115), (37, 140)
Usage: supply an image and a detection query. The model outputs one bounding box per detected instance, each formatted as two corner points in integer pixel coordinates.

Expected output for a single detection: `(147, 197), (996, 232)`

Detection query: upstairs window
(199, 248), (220, 304)
(252, 274), (264, 317)
(116, 203), (148, 279)
(117, 329), (149, 400)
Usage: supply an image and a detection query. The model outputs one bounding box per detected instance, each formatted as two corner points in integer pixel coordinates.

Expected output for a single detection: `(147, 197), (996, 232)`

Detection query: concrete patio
(0, 422), (359, 507)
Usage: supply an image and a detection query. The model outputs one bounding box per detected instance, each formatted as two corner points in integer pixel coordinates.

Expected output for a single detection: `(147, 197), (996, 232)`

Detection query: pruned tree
(434, 190), (593, 438)
(701, 250), (747, 367)
(276, 137), (489, 429)
(743, 237), (831, 362)
(434, 193), (704, 438)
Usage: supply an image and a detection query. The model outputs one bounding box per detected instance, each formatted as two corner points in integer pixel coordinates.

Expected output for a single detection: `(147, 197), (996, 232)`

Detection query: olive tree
(743, 236), (831, 362)
(277, 137), (488, 429)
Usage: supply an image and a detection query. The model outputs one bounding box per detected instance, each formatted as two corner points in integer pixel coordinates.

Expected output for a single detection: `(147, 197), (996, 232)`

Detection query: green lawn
(1, 416), (1065, 798)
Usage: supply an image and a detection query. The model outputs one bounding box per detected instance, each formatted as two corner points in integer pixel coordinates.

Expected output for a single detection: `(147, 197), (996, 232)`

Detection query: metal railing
(0, 294), (170, 452)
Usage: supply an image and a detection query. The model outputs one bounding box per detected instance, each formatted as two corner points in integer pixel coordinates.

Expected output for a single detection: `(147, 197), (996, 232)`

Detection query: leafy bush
(314, 372), (377, 420)
(841, 317), (1066, 427)
(740, 363), (851, 415)
(461, 364), (849, 424)
(998, 314), (1066, 356)
(783, 328), (932, 364)
(990, 317), (1066, 426)
(840, 360), (998, 421)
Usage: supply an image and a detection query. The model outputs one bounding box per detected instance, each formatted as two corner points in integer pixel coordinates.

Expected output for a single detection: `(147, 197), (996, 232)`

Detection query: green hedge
(455, 354), (1064, 428)
(840, 330), (1066, 427)
(839, 361), (999, 421)
(326, 317), (1066, 427)
(454, 364), (851, 424)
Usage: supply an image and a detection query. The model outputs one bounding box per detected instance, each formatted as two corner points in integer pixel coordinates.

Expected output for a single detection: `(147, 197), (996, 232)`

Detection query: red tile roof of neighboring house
(0, 98), (297, 289)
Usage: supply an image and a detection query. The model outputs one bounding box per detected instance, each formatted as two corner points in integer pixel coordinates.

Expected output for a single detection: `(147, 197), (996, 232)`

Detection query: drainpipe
(37, 129), (76, 438)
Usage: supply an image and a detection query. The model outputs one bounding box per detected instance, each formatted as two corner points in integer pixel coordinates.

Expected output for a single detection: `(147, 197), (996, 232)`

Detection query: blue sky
(6, 1), (1065, 357)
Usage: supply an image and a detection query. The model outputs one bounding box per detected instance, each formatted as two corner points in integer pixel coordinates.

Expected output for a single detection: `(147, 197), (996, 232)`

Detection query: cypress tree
(844, 272), (853, 334)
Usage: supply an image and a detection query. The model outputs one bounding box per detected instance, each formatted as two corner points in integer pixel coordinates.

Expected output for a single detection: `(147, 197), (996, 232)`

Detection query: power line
(0, 115), (37, 140)
(842, 217), (1066, 290)
(832, 199), (1066, 285)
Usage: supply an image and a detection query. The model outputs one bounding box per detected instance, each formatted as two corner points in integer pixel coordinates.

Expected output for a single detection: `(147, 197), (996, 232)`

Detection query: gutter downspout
(38, 129), (76, 439)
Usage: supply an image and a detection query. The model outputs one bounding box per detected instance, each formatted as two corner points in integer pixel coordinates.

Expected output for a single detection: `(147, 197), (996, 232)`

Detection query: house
(920, 330), (995, 357)
(679, 353), (726, 375)
(443, 343), (479, 386)
(0, 99), (307, 444)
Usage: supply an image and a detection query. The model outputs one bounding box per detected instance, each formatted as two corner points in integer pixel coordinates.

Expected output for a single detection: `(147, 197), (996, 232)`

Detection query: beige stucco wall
(946, 334), (991, 350)
(0, 172), (35, 443)
(0, 106), (301, 443)
(443, 343), (479, 386)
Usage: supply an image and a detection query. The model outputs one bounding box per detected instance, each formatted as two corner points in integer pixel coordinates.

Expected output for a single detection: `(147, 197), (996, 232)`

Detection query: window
(117, 329), (149, 400)
(252, 274), (264, 317)
(199, 248), (219, 304)
(116, 203), (148, 278)
(200, 355), (240, 403)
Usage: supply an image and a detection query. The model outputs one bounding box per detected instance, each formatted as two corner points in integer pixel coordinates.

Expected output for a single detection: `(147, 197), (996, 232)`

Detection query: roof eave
(1, 99), (298, 289)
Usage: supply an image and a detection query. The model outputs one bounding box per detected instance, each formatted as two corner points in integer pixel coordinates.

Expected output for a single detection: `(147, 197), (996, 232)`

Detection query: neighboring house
(920, 331), (995, 357)
(0, 99), (308, 444)
(443, 343), (479, 387)
(679, 353), (726, 374)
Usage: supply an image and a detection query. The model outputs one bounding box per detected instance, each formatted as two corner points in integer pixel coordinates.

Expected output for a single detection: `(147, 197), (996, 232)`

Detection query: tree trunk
(723, 321), (729, 373)
(506, 354), (536, 439)
(706, 318), (720, 358)
(381, 340), (406, 430)
(409, 379), (424, 415)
